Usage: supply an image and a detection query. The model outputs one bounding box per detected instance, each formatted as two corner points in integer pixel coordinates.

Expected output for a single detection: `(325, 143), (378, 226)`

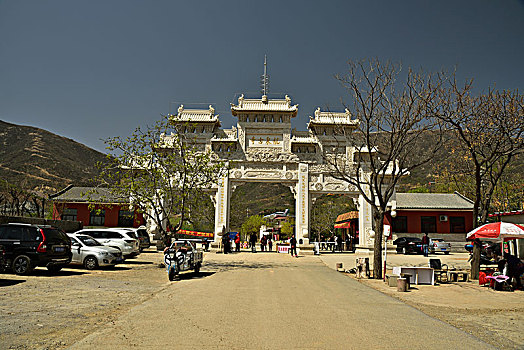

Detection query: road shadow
(27, 268), (88, 277)
(205, 261), (293, 271)
(120, 260), (154, 265)
(103, 266), (132, 271)
(0, 278), (26, 287)
(174, 271), (215, 281)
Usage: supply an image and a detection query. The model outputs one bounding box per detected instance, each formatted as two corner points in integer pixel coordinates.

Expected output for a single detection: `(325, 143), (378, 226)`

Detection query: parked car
(68, 233), (124, 270)
(124, 227), (150, 252)
(429, 238), (451, 254)
(0, 244), (6, 273)
(393, 237), (423, 255)
(0, 223), (72, 275)
(73, 228), (140, 259)
(135, 227), (151, 251)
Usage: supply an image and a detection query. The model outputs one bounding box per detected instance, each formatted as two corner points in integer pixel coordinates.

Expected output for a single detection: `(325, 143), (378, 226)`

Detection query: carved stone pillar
(214, 173), (230, 242)
(358, 188), (374, 249)
(295, 163), (309, 244)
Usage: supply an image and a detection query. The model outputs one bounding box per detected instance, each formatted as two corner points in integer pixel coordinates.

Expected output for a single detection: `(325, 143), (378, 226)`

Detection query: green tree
(310, 194), (356, 241)
(280, 219), (295, 240)
(90, 115), (227, 246)
(240, 215), (266, 240)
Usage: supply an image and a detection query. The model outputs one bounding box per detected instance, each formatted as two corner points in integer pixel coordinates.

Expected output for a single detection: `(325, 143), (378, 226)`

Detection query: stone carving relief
(244, 171), (282, 179)
(285, 171), (294, 180)
(315, 183), (323, 191)
(233, 170), (242, 178)
(324, 183), (346, 191)
(245, 150), (299, 163)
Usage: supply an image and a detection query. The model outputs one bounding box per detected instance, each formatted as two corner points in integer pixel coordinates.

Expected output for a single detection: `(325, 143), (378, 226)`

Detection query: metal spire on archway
(261, 55), (269, 96)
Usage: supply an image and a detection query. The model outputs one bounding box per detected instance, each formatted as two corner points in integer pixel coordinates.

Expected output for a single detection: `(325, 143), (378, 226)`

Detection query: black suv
(0, 223), (72, 275)
(393, 237), (423, 255)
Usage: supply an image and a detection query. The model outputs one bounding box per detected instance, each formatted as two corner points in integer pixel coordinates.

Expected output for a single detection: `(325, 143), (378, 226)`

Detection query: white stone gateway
(167, 95), (383, 249)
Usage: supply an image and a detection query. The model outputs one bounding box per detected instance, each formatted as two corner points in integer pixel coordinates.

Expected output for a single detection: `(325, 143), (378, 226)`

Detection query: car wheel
(194, 263), (201, 274)
(444, 251), (450, 255)
(12, 255), (33, 275)
(84, 256), (98, 270)
(47, 265), (64, 273)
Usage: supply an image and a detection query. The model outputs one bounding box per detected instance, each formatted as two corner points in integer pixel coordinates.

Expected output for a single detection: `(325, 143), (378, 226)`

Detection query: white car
(73, 228), (140, 259)
(68, 233), (124, 269)
(429, 238), (451, 255)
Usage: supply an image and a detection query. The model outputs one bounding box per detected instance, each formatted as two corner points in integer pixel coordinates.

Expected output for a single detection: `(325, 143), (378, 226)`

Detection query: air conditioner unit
(439, 215), (448, 222)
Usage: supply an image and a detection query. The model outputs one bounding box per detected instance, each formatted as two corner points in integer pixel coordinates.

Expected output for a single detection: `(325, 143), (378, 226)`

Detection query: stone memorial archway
(168, 95), (380, 248)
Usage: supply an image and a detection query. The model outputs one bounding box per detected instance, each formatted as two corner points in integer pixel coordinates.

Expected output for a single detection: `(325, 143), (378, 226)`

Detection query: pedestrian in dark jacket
(222, 232), (231, 254)
(268, 236), (273, 252)
(290, 234), (298, 257)
(250, 233), (257, 253)
(422, 233), (429, 257)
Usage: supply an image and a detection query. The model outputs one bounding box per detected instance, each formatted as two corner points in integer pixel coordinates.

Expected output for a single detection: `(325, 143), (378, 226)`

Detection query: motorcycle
(164, 240), (203, 281)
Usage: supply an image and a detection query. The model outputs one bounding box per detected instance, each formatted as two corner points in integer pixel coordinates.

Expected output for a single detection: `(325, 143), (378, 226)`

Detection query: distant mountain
(0, 120), (107, 192)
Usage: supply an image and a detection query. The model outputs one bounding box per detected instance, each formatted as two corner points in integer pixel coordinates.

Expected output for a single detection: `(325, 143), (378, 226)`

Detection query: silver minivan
(68, 234), (123, 269)
(73, 229), (140, 259)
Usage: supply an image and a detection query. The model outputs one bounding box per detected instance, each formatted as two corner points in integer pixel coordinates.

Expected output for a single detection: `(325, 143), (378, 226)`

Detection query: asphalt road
(70, 252), (492, 349)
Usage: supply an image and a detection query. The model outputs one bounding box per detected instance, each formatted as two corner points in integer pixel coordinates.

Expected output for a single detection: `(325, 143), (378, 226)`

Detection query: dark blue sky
(1, 0), (523, 152)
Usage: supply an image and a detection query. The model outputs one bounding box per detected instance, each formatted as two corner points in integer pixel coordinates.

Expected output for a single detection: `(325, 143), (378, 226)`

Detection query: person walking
(422, 232), (430, 257)
(222, 232), (230, 254)
(234, 233), (241, 252)
(250, 233), (257, 253)
(268, 236), (273, 252)
(261, 235), (266, 252)
(290, 234), (298, 257)
(337, 235), (343, 252)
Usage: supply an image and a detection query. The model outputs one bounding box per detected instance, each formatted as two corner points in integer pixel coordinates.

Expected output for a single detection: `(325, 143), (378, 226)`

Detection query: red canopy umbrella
(466, 222), (524, 241)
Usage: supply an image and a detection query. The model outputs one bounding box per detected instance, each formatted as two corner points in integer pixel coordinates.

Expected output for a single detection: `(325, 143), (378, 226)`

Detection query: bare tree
(326, 59), (450, 279)
(440, 86), (524, 226)
(439, 86), (524, 279)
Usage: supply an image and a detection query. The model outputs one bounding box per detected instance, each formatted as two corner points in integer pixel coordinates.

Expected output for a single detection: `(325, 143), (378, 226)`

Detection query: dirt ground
(0, 249), (522, 349)
(0, 250), (169, 350)
(320, 252), (524, 349)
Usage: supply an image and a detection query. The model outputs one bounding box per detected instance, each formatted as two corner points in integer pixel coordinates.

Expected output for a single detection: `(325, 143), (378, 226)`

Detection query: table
(392, 266), (435, 285)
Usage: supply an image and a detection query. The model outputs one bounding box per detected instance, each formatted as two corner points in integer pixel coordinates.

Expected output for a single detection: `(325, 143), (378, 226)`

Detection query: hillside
(0, 120), (107, 192)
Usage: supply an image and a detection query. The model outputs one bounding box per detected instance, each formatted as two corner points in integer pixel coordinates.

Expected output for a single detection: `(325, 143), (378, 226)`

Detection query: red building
(50, 186), (145, 228)
(392, 192), (474, 236)
(334, 192), (474, 247)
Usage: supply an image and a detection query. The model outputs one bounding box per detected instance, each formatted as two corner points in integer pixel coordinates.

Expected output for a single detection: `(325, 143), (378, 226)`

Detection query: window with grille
(118, 210), (134, 227)
(89, 210), (105, 226)
(62, 208), (77, 221)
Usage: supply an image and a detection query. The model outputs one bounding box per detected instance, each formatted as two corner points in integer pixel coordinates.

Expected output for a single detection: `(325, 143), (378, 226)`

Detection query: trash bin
(400, 273), (412, 289)
(397, 278), (408, 292)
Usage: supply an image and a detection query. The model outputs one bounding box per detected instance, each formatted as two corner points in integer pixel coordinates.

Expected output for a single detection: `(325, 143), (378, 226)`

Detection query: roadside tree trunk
(471, 239), (481, 280)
